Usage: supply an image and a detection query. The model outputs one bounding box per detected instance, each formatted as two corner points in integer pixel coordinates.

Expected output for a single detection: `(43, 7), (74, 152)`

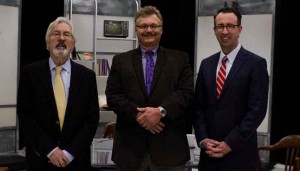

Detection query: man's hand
(136, 107), (161, 128)
(202, 139), (232, 158)
(48, 147), (70, 167)
(136, 107), (164, 133)
(148, 121), (165, 134)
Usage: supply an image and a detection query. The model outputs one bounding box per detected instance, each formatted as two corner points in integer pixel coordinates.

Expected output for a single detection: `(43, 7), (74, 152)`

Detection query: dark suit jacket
(193, 47), (269, 171)
(17, 59), (99, 171)
(105, 46), (194, 167)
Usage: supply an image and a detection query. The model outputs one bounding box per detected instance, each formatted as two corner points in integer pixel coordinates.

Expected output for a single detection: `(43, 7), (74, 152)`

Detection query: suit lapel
(65, 61), (81, 119)
(131, 47), (167, 97)
(208, 54), (220, 100)
(150, 47), (166, 96)
(221, 47), (247, 97)
(38, 60), (57, 112)
(132, 49), (148, 97)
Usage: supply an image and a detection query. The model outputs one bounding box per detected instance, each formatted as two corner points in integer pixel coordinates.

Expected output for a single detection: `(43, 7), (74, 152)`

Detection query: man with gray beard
(17, 17), (99, 171)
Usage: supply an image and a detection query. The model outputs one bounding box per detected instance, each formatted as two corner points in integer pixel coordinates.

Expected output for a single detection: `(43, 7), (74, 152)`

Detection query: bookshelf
(65, 0), (140, 132)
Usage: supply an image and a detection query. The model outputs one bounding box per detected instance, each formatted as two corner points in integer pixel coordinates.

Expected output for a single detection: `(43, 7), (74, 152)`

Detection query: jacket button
(55, 121), (59, 124)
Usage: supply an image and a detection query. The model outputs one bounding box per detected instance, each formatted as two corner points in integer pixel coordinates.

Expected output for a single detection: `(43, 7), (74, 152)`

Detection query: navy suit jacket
(17, 59), (99, 171)
(105, 46), (194, 167)
(193, 47), (269, 170)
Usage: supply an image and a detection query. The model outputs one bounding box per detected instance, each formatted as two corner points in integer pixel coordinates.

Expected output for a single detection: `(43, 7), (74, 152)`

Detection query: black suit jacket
(105, 46), (194, 167)
(17, 59), (99, 171)
(193, 47), (269, 171)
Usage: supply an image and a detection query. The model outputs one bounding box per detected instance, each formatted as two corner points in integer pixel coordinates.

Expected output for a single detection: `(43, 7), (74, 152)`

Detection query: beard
(52, 48), (69, 63)
(53, 48), (68, 58)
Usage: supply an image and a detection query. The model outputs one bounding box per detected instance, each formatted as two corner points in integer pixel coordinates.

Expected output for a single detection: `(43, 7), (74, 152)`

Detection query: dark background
(20, 0), (299, 164)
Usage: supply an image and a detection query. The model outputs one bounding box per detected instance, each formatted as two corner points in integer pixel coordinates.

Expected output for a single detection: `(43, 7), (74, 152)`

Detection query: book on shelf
(98, 95), (109, 110)
(97, 59), (110, 76)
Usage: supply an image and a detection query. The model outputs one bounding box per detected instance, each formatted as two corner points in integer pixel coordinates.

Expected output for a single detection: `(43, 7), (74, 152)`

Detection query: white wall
(0, 5), (19, 105)
(0, 5), (19, 127)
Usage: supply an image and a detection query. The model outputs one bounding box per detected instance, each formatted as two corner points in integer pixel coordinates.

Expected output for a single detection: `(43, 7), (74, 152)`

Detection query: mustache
(142, 32), (158, 37)
(55, 42), (67, 48)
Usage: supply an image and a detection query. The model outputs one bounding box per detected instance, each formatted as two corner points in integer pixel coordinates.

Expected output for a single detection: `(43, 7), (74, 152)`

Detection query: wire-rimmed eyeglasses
(136, 24), (162, 30)
(214, 24), (240, 31)
(51, 32), (73, 39)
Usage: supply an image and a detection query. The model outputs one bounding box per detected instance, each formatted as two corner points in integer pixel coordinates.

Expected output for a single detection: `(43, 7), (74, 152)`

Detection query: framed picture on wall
(0, 0), (20, 6)
(198, 0), (274, 16)
(65, 0), (138, 16)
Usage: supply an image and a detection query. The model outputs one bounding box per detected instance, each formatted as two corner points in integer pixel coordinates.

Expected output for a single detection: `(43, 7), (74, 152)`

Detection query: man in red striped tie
(193, 6), (269, 171)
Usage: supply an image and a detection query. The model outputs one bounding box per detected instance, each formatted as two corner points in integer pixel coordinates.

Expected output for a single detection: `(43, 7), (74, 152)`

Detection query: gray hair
(45, 17), (76, 42)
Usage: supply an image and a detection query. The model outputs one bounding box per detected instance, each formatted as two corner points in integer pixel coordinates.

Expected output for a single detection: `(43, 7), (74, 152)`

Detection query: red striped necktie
(216, 56), (227, 98)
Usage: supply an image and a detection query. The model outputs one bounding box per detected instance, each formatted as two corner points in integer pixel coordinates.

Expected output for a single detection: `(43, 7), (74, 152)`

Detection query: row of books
(93, 150), (112, 164)
(97, 58), (110, 76)
(74, 52), (111, 76)
(92, 138), (114, 165)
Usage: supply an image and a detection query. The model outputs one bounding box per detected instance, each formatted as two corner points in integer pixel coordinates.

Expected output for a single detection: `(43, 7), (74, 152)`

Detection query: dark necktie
(216, 56), (227, 98)
(145, 51), (154, 96)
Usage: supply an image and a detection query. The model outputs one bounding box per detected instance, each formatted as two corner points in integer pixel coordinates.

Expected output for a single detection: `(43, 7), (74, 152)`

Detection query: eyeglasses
(51, 32), (72, 39)
(214, 24), (240, 31)
(136, 24), (162, 30)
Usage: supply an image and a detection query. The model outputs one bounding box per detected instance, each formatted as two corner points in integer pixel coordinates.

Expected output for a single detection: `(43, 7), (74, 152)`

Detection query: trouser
(116, 153), (185, 171)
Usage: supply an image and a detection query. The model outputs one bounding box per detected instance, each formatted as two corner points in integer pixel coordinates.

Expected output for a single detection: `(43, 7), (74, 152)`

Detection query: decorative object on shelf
(81, 52), (93, 60)
(104, 20), (129, 38)
(98, 95), (108, 110)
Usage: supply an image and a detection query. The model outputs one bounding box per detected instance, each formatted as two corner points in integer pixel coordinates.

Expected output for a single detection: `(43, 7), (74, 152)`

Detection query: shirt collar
(220, 43), (241, 64)
(49, 57), (71, 73)
(141, 47), (159, 57)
